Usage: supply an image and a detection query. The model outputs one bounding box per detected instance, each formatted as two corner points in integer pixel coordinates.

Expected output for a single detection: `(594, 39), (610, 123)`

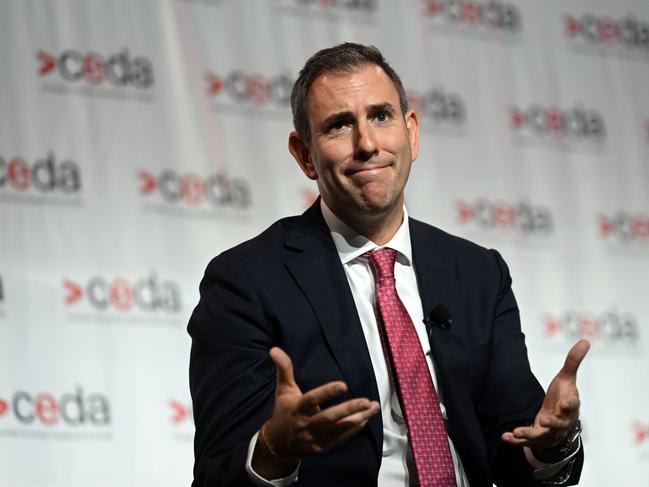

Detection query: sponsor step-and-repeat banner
(1, 0), (648, 485)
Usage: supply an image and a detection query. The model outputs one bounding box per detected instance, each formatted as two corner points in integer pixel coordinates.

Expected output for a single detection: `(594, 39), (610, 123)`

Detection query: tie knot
(365, 248), (397, 281)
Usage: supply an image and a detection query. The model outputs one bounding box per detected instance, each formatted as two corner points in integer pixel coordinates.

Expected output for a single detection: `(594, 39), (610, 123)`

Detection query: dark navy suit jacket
(188, 201), (583, 486)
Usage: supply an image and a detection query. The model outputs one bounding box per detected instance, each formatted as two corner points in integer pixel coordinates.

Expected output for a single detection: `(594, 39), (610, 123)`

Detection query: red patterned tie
(366, 248), (456, 487)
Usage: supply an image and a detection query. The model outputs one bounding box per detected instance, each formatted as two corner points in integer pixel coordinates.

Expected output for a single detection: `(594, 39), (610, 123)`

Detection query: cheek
(317, 150), (349, 176)
(393, 133), (413, 154)
(320, 137), (352, 158)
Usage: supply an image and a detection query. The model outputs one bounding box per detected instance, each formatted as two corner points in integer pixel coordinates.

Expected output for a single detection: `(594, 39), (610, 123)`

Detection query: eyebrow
(320, 102), (397, 129)
(367, 102), (396, 115)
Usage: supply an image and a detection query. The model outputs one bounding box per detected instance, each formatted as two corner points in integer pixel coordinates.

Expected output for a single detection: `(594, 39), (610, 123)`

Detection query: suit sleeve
(478, 250), (583, 487)
(188, 252), (276, 487)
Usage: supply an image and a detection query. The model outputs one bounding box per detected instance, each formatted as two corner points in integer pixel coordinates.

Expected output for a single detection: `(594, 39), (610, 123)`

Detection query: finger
(324, 401), (381, 433)
(335, 401), (380, 426)
(312, 419), (370, 453)
(502, 415), (579, 448)
(269, 347), (298, 390)
(512, 425), (540, 440)
(315, 413), (377, 452)
(501, 431), (531, 447)
(560, 339), (590, 379)
(326, 417), (370, 445)
(298, 381), (348, 413)
(501, 425), (549, 447)
(310, 399), (380, 426)
(539, 415), (574, 431)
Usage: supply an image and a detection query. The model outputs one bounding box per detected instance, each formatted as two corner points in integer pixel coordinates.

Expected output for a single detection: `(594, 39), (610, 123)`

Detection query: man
(188, 43), (588, 487)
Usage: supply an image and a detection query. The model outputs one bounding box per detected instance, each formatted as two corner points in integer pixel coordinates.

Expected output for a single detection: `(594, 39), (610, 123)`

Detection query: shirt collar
(320, 199), (413, 266)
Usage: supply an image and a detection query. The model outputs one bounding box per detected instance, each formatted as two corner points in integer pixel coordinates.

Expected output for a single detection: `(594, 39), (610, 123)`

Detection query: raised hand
(501, 339), (590, 451)
(252, 347), (380, 479)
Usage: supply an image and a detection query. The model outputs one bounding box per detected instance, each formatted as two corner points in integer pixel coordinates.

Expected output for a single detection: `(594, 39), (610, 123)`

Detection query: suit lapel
(284, 201), (382, 461)
(410, 220), (482, 479)
(409, 219), (470, 413)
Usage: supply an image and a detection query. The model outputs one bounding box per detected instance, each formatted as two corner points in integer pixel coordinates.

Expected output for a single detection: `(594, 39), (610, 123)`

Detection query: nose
(354, 121), (378, 161)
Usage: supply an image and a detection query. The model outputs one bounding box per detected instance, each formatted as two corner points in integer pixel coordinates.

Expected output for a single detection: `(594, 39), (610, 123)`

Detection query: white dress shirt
(246, 201), (468, 486)
(319, 201), (470, 487)
(245, 201), (576, 486)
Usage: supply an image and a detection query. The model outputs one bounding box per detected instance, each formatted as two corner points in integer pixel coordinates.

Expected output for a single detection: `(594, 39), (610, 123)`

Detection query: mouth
(345, 163), (391, 175)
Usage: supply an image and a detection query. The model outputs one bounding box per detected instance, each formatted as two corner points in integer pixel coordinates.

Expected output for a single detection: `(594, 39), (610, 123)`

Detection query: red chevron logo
(138, 170), (157, 194)
(37, 50), (56, 75)
(632, 422), (649, 445)
(205, 72), (224, 95)
(63, 280), (83, 304)
(169, 400), (190, 424)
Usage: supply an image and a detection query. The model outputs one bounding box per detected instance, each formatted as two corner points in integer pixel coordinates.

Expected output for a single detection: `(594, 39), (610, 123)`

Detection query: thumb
(560, 339), (590, 380)
(269, 347), (298, 392)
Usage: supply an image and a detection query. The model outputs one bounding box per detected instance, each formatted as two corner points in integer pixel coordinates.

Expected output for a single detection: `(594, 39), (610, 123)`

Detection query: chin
(357, 196), (397, 214)
(360, 187), (400, 209)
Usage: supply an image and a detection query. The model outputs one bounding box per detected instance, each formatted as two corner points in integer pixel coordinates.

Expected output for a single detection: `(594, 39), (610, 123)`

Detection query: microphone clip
(423, 304), (453, 331)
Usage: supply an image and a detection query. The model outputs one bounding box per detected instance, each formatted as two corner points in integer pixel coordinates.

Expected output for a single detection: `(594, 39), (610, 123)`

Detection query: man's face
(290, 64), (420, 226)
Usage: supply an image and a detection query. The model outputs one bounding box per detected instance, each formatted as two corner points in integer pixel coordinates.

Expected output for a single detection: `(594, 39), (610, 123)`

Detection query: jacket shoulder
(410, 217), (493, 257)
(409, 217), (510, 283)
(205, 215), (298, 272)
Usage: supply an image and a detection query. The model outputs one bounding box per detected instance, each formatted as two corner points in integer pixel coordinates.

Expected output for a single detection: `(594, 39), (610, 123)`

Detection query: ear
(405, 108), (421, 162)
(288, 131), (318, 180)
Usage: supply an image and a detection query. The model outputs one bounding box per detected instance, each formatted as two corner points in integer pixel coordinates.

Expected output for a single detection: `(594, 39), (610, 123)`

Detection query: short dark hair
(290, 42), (409, 141)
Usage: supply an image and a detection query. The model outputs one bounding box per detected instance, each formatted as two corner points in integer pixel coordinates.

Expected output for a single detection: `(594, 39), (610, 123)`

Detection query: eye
(329, 121), (347, 132)
(326, 119), (352, 135)
(373, 111), (392, 123)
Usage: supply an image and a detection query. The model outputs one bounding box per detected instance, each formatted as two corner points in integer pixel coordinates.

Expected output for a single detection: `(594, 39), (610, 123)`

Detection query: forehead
(306, 65), (400, 117)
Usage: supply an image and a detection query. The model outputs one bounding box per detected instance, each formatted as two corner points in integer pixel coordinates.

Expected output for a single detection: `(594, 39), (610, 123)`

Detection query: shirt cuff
(245, 431), (300, 487)
(524, 437), (581, 481)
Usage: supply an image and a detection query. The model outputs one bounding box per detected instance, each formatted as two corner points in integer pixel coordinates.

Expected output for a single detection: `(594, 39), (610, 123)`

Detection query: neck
(326, 199), (404, 246)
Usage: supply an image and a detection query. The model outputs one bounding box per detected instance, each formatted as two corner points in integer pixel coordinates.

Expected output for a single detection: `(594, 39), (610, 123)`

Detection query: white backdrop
(1, 0), (648, 485)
